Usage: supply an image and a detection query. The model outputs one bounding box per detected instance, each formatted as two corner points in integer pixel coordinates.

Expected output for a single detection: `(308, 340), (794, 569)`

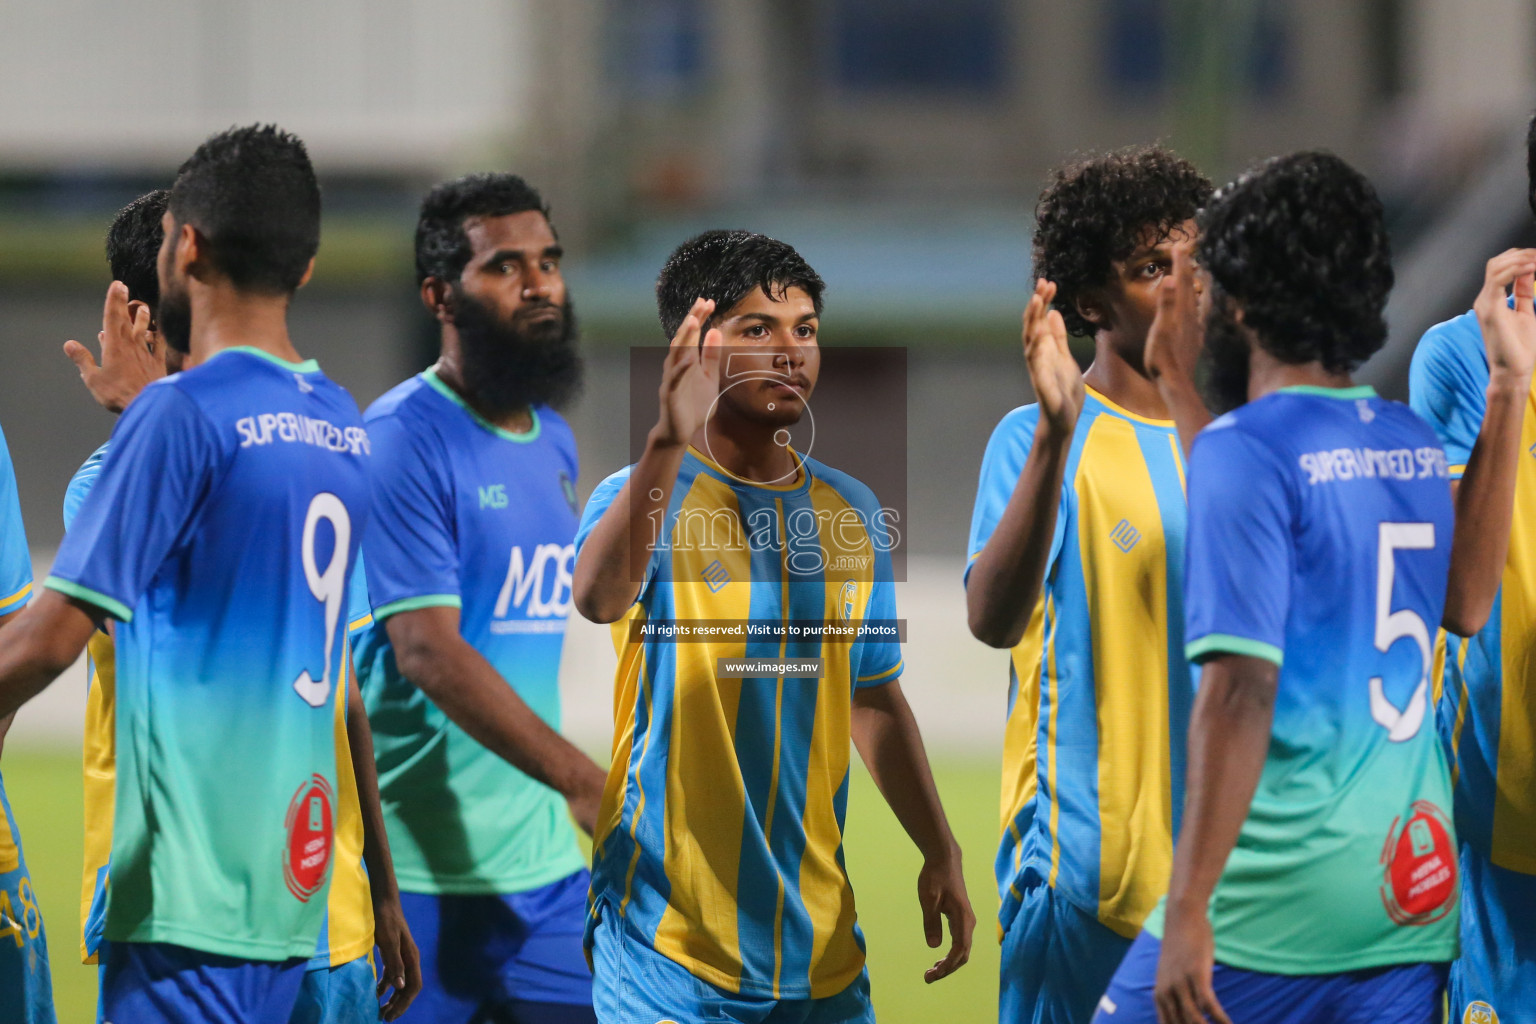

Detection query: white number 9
(293, 492), (351, 708)
(1371, 522), (1434, 742)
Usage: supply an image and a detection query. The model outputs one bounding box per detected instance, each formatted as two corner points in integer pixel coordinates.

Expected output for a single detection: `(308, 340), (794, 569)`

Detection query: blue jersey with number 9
(46, 347), (370, 962)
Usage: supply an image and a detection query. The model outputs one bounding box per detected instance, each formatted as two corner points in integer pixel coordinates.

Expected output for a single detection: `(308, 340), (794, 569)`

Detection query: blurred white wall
(0, 0), (539, 170)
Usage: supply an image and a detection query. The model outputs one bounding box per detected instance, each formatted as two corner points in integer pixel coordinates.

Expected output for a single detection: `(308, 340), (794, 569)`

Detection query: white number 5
(293, 493), (351, 708)
(1371, 522), (1434, 742)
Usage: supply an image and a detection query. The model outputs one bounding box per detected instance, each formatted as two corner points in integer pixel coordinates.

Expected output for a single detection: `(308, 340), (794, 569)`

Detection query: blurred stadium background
(2, 1), (1534, 1020)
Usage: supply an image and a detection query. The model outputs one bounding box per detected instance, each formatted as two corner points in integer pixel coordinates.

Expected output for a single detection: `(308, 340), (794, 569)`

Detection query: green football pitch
(4, 749), (1002, 1024)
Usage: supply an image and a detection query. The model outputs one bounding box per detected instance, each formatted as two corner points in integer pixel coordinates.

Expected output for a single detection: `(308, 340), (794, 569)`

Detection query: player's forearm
(851, 681), (961, 865)
(573, 432), (688, 623)
(345, 666), (401, 907)
(1443, 379), (1529, 636)
(0, 593), (94, 720)
(1156, 374), (1211, 459)
(966, 422), (1070, 649)
(1165, 655), (1276, 920)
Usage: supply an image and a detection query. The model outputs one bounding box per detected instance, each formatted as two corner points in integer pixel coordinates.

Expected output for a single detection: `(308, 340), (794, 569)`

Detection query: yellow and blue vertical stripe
(581, 448), (899, 1000)
(969, 389), (1190, 939)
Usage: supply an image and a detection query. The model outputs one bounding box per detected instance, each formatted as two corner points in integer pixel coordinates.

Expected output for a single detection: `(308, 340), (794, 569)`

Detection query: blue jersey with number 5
(46, 347), (370, 962)
(1144, 385), (1459, 974)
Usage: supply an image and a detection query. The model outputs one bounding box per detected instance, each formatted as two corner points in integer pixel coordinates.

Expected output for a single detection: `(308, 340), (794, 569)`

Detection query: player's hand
(373, 893), (422, 1021)
(1145, 240), (1204, 392)
(917, 846), (974, 983)
(1022, 280), (1084, 436)
(1474, 248), (1536, 389)
(653, 297), (724, 447)
(63, 280), (165, 414)
(1153, 904), (1230, 1024)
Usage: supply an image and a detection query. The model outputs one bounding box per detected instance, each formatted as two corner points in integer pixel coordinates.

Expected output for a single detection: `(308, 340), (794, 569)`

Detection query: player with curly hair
(965, 146), (1212, 1024)
(1095, 150), (1531, 1024)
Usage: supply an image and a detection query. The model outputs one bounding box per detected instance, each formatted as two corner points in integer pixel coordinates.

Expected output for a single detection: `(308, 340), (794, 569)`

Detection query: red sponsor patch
(283, 775), (334, 903)
(1379, 801), (1456, 925)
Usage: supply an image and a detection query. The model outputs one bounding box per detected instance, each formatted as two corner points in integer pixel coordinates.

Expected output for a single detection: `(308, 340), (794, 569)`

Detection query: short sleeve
(575, 466), (630, 555)
(853, 546), (903, 687)
(1409, 315), (1486, 478)
(62, 444), (110, 532)
(1182, 423), (1294, 666)
(965, 405), (1067, 582)
(46, 383), (220, 622)
(0, 423), (32, 614)
(361, 414), (462, 622)
(346, 555), (373, 637)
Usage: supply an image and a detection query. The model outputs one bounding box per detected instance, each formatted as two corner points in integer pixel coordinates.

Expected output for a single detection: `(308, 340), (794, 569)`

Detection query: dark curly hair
(415, 173), (552, 285)
(1200, 151), (1393, 373)
(656, 230), (824, 340)
(170, 124), (319, 295)
(106, 189), (169, 309)
(1033, 146), (1212, 338)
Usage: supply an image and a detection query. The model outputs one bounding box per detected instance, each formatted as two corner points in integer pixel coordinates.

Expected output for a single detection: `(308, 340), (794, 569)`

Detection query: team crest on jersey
(839, 579), (857, 622)
(1463, 1001), (1498, 1024)
(559, 470), (578, 513)
(283, 774), (335, 903)
(1110, 519), (1140, 552)
(1379, 800), (1456, 925)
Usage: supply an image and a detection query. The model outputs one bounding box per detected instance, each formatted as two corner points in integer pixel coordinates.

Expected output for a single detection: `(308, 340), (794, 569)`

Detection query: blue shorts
(289, 955), (378, 1024)
(401, 868), (595, 1023)
(1093, 932), (1447, 1024)
(1449, 842), (1536, 1024)
(587, 895), (873, 1024)
(0, 779), (57, 1024)
(1000, 884), (1132, 1024)
(98, 940), (308, 1024)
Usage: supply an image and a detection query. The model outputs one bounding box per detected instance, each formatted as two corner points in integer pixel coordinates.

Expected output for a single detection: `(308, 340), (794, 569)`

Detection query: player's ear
(296, 258), (316, 289)
(1074, 292), (1105, 330)
(420, 277), (452, 322)
(175, 222), (203, 278)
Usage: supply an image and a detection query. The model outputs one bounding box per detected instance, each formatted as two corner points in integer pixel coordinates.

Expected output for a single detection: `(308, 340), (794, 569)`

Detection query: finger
(1045, 309), (1071, 355)
(101, 280), (132, 340)
(921, 893), (942, 949)
(700, 328), (724, 374)
(129, 301), (153, 347)
(1516, 270), (1535, 318)
(63, 339), (98, 375)
(1198, 980), (1233, 1024)
(1483, 250), (1536, 298)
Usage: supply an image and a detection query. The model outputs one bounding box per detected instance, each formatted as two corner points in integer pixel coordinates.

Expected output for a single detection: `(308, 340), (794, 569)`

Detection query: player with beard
(62, 189), (421, 1024)
(347, 173), (604, 1024)
(573, 229), (974, 1022)
(1092, 152), (1525, 1024)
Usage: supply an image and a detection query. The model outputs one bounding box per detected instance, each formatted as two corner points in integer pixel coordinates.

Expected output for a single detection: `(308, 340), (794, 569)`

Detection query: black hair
(1526, 109), (1536, 220)
(1033, 146), (1213, 338)
(415, 173), (552, 285)
(106, 189), (169, 308)
(168, 124), (320, 294)
(1199, 150), (1393, 373)
(656, 230), (825, 339)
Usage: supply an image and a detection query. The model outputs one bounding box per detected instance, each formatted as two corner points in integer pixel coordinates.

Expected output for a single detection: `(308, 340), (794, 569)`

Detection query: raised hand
(1145, 239), (1204, 389)
(63, 280), (165, 414)
(1474, 248), (1536, 388)
(654, 297), (724, 447)
(1022, 279), (1084, 436)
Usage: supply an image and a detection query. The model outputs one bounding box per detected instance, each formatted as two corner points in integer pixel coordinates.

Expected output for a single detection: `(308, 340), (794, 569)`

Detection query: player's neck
(430, 355), (534, 434)
(692, 416), (801, 485)
(185, 288), (303, 368)
(1247, 349), (1355, 402)
(1082, 337), (1170, 420)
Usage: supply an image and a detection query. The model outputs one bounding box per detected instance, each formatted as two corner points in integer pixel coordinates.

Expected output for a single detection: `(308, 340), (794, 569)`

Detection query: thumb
(63, 339), (97, 374)
(922, 896), (942, 949)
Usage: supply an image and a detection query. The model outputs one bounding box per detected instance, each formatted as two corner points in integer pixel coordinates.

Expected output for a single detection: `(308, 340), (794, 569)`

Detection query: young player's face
(456, 211), (566, 329)
(1099, 218), (1198, 357)
(711, 284), (820, 428)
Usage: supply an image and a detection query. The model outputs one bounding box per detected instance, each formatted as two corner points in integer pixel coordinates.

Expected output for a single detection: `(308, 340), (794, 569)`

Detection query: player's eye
(540, 260), (558, 273)
(744, 324), (768, 338)
(499, 262), (519, 275)
(794, 325), (817, 340)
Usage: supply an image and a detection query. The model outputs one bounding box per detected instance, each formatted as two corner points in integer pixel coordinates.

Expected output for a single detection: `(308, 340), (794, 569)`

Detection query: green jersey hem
(1185, 633), (1283, 666)
(423, 368), (542, 443)
(372, 593), (462, 622)
(45, 576), (133, 622)
(106, 919), (321, 961)
(1275, 384), (1377, 400)
(1209, 936), (1458, 976)
(212, 346), (321, 374)
(394, 847), (586, 897)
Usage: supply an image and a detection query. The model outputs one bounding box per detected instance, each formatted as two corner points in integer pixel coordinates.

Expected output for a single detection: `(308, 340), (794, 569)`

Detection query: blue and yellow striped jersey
(966, 388), (1190, 939)
(1412, 310), (1536, 873)
(65, 439), (373, 967)
(575, 447), (902, 1000)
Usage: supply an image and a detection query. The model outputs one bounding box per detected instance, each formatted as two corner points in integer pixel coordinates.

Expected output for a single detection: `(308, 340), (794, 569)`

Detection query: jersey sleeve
(62, 445), (109, 532)
(346, 555), (373, 637)
(573, 464), (664, 595)
(0, 423), (32, 614)
(1182, 423), (1295, 667)
(361, 413), (462, 622)
(965, 405), (1067, 582)
(1409, 316), (1486, 478)
(853, 544), (903, 687)
(46, 383), (219, 622)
